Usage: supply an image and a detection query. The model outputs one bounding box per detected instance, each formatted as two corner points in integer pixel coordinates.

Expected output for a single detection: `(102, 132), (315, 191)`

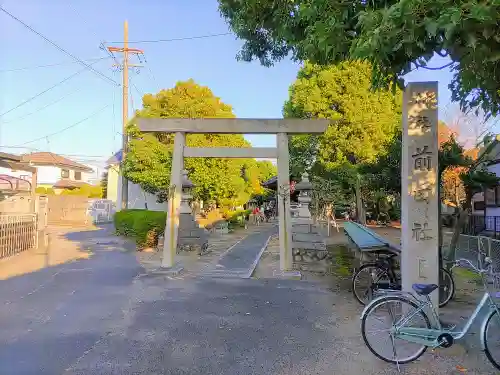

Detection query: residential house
(0, 152), (94, 193)
(106, 150), (167, 211)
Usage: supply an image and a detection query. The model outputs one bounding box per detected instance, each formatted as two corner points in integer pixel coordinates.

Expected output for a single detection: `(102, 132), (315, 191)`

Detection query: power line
(2, 86), (83, 123)
(13, 103), (111, 146)
(0, 58), (108, 117)
(0, 57), (108, 73)
(106, 32), (233, 44)
(0, 6), (120, 86)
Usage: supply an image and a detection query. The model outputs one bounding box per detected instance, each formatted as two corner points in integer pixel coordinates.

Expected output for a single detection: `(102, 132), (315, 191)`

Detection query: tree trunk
(446, 191), (472, 268)
(355, 174), (366, 225)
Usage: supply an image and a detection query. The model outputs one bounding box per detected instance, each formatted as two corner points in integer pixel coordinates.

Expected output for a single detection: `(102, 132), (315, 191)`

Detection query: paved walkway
(199, 224), (277, 278)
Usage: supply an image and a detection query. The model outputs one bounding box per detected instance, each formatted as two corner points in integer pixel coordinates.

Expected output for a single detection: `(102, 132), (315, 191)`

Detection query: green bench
(343, 221), (400, 263)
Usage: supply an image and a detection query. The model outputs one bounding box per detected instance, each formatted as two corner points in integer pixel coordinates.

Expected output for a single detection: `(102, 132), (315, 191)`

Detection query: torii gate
(136, 118), (329, 273)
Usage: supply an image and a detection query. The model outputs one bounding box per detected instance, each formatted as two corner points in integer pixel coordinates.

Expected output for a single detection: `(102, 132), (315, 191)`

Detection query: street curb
(244, 229), (275, 279)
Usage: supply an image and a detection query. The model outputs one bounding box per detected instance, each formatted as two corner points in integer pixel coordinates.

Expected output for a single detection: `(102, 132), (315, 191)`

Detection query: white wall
(1, 165), (93, 185)
(115, 172), (167, 211)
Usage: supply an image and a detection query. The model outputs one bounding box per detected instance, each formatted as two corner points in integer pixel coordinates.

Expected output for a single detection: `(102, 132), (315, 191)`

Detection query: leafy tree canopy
(123, 80), (276, 204)
(219, 0), (500, 117)
(286, 61), (402, 174)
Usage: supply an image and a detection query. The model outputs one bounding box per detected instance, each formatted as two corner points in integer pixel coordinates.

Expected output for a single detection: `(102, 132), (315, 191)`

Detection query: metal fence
(442, 232), (500, 272)
(87, 199), (116, 224)
(0, 213), (37, 259)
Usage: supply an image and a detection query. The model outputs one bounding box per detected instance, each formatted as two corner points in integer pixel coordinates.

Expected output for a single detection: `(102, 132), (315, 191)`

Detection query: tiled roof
(0, 152), (22, 162)
(21, 152), (93, 172)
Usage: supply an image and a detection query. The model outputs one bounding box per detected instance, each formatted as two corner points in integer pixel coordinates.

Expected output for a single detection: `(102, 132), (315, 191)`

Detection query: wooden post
(401, 82), (439, 308)
(277, 132), (293, 271)
(162, 132), (185, 269)
(31, 168), (37, 213)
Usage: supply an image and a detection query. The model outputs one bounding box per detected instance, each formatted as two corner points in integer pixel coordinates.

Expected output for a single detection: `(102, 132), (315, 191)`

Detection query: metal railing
(442, 232), (500, 272)
(0, 213), (37, 259)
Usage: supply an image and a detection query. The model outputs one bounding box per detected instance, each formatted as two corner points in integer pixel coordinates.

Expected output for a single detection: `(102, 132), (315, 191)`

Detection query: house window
(61, 169), (70, 179)
(74, 171), (82, 181)
(485, 186), (500, 207)
(474, 201), (485, 211)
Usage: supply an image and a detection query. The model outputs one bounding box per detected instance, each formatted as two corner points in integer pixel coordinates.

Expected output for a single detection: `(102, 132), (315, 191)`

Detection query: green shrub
(35, 187), (47, 194)
(114, 209), (167, 248)
(226, 209), (251, 228)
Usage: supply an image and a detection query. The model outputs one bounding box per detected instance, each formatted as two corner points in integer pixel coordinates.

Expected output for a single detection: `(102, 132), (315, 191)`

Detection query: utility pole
(107, 20), (143, 210)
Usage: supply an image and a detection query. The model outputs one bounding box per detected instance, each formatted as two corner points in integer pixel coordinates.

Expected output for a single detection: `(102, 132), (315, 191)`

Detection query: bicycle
(352, 250), (455, 308)
(360, 257), (500, 371)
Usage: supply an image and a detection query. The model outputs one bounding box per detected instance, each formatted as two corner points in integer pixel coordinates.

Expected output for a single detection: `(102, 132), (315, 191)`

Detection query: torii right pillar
(401, 82), (440, 308)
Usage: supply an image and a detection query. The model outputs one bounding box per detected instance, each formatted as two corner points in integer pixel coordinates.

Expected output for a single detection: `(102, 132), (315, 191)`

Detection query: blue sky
(0, 1), (479, 171)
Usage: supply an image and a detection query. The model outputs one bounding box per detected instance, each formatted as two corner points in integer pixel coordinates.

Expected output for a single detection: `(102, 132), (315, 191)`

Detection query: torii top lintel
(136, 118), (329, 134)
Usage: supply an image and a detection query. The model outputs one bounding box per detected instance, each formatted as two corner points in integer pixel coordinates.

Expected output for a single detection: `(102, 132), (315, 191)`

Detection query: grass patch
(326, 244), (356, 277)
(453, 267), (483, 285)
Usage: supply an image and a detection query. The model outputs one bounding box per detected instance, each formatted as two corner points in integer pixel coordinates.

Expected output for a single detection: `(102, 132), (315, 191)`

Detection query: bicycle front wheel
(483, 308), (500, 370)
(361, 295), (431, 364)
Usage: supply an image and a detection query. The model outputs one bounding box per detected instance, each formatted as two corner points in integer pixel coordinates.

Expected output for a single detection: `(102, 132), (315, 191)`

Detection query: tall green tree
(219, 0), (500, 117)
(123, 80), (272, 205)
(285, 61), (401, 221)
(286, 61), (401, 180)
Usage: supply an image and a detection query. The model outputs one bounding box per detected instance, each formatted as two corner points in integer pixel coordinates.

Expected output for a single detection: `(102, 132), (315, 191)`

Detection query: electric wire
(13, 103), (112, 146)
(107, 32), (232, 44)
(0, 58), (110, 117)
(0, 6), (119, 86)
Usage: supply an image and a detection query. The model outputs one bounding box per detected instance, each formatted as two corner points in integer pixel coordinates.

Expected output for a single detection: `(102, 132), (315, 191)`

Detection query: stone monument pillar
(291, 173), (327, 271)
(401, 82), (439, 307)
(177, 170), (209, 255)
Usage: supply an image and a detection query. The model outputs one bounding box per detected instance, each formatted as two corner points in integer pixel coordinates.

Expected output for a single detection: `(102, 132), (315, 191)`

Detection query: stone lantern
(290, 171), (327, 272)
(294, 172), (313, 220)
(177, 170), (208, 254)
(179, 169), (194, 215)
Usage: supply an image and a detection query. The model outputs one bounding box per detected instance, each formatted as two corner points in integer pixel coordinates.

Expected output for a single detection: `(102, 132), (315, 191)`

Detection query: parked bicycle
(352, 250), (455, 308)
(360, 257), (500, 371)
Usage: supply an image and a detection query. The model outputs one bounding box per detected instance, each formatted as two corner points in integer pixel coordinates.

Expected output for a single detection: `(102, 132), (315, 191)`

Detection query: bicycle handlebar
(454, 257), (493, 274)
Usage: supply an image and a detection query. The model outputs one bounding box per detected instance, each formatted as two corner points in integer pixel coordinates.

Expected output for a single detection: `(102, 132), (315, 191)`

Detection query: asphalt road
(0, 226), (494, 375)
(0, 227), (143, 375)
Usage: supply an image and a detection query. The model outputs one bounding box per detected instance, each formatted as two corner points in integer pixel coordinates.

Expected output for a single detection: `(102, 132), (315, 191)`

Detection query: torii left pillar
(161, 131), (185, 272)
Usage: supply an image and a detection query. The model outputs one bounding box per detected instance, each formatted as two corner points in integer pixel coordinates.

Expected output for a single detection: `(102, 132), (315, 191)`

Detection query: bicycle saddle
(412, 283), (438, 296)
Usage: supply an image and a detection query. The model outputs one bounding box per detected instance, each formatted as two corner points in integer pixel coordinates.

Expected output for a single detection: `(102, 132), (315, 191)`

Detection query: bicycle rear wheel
(352, 263), (393, 305)
(438, 267), (455, 307)
(361, 295), (431, 364)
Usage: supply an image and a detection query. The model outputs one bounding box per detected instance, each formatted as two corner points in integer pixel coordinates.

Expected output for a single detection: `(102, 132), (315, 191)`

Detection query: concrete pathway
(0, 225), (143, 375)
(199, 225), (277, 278)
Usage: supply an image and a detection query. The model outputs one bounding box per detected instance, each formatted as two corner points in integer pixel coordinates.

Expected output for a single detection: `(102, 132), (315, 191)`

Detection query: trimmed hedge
(114, 209), (166, 248)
